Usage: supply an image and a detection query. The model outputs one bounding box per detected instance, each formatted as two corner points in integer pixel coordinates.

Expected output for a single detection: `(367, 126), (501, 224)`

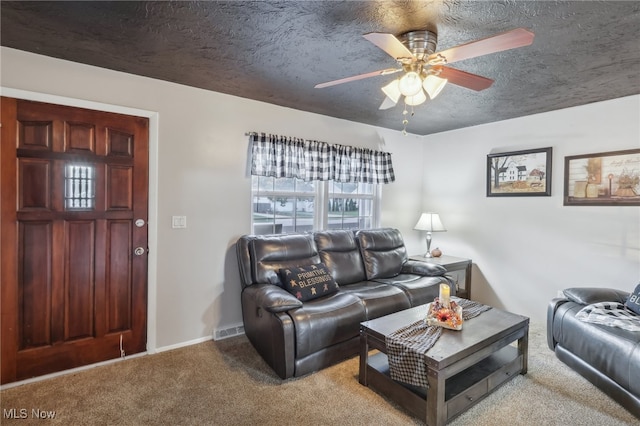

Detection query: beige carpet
(1, 322), (637, 425)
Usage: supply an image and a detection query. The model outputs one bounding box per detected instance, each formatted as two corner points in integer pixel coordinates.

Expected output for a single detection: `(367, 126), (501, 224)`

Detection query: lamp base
(424, 232), (433, 258)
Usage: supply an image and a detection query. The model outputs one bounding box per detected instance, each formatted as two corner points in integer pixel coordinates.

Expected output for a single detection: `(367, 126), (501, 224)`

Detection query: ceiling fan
(315, 28), (535, 112)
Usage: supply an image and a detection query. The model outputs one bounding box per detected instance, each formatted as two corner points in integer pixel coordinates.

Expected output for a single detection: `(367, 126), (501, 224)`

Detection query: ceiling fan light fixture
(398, 71), (422, 96)
(423, 74), (448, 99)
(404, 89), (427, 106)
(379, 96), (397, 110)
(381, 79), (402, 104)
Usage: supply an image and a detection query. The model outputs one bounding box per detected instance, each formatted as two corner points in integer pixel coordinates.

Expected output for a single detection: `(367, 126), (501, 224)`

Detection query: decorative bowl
(426, 302), (463, 330)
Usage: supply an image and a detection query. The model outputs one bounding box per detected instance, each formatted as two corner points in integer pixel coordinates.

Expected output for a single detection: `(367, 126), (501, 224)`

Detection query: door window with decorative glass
(65, 163), (96, 210)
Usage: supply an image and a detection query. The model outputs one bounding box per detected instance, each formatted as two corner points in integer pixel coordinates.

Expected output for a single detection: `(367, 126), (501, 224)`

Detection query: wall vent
(213, 324), (245, 341)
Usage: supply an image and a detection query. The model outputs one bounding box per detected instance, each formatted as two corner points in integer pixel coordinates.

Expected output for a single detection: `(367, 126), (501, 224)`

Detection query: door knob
(134, 247), (145, 256)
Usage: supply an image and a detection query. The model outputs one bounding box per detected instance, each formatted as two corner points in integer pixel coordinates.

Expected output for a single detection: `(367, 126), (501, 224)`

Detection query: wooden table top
(361, 304), (529, 370)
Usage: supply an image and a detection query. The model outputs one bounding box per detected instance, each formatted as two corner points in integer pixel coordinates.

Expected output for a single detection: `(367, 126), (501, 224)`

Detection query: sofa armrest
(563, 287), (629, 305)
(547, 297), (571, 351)
(243, 283), (303, 313)
(401, 260), (447, 277)
(241, 285), (297, 379)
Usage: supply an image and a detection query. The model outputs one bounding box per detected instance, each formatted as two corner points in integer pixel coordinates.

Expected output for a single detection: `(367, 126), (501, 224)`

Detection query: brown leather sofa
(547, 287), (640, 418)
(236, 228), (452, 379)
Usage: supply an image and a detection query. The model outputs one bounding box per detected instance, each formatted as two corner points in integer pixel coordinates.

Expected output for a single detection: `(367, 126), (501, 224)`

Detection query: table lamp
(414, 212), (446, 258)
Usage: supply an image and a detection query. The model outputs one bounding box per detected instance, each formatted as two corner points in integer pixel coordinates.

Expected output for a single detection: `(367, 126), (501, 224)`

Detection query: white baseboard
(155, 336), (213, 353)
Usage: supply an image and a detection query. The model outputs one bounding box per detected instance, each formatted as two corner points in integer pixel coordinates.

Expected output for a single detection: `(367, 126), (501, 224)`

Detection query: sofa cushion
(356, 228), (408, 280)
(339, 281), (410, 319)
(314, 230), (367, 284)
(249, 233), (321, 286)
(625, 283), (640, 315)
(374, 274), (444, 306)
(279, 263), (339, 302)
(289, 292), (366, 358)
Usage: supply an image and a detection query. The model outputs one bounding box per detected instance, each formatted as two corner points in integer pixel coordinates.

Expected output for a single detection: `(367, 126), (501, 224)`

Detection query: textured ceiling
(1, 1), (639, 136)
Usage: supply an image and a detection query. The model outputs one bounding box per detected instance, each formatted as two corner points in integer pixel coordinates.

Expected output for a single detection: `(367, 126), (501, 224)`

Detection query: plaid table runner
(576, 301), (640, 331)
(385, 297), (492, 388)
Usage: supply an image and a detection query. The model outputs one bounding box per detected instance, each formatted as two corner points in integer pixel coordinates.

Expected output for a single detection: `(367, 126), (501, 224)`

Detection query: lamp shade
(379, 96), (397, 110)
(423, 75), (448, 99)
(414, 212), (446, 232)
(398, 71), (423, 96)
(381, 79), (402, 104)
(404, 89), (427, 106)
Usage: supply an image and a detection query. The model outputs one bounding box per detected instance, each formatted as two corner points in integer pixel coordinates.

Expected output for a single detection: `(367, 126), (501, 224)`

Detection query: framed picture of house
(564, 149), (640, 206)
(487, 147), (552, 197)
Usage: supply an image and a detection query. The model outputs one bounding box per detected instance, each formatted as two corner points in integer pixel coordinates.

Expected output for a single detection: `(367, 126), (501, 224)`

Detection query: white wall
(421, 95), (640, 322)
(0, 47), (426, 350)
(3, 47), (637, 348)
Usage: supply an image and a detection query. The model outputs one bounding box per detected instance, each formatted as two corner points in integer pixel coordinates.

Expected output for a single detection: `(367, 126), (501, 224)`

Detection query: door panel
(107, 166), (133, 209)
(19, 158), (52, 210)
(65, 122), (95, 153)
(107, 220), (133, 333)
(65, 220), (96, 340)
(18, 221), (53, 349)
(1, 97), (149, 384)
(19, 120), (53, 150)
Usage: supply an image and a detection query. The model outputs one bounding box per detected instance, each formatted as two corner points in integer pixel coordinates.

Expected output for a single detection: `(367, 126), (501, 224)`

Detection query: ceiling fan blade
(363, 32), (414, 60)
(428, 28), (534, 65)
(315, 68), (401, 89)
(379, 96), (397, 110)
(436, 66), (494, 91)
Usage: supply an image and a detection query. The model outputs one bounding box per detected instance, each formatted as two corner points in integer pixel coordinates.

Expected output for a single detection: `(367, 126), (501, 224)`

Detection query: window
(65, 163), (95, 210)
(248, 133), (391, 234)
(327, 181), (375, 230)
(252, 176), (316, 234)
(251, 176), (379, 234)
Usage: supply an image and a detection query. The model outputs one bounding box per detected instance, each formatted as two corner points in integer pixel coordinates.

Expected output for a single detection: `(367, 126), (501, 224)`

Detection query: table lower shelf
(365, 345), (523, 422)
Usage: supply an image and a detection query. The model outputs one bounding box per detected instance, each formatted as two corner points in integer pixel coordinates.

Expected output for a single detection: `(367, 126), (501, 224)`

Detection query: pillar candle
(439, 283), (450, 308)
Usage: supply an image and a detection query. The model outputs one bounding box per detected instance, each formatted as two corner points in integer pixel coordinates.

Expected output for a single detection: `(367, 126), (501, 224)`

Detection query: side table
(409, 255), (472, 299)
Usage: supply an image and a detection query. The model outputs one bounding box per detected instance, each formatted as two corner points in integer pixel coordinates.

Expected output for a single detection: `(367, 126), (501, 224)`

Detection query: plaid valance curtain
(249, 133), (395, 184)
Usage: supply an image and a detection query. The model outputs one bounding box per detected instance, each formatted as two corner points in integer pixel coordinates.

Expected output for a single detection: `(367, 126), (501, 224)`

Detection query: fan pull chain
(402, 106), (409, 136)
(401, 103), (416, 136)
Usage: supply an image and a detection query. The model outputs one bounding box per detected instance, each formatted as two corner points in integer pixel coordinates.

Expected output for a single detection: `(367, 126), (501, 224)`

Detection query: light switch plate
(172, 216), (187, 229)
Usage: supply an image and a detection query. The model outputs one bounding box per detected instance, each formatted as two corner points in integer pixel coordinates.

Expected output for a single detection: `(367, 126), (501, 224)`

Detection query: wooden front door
(1, 98), (149, 384)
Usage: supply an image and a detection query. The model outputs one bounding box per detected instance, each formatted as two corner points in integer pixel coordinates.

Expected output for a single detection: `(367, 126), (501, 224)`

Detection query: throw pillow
(279, 263), (339, 302)
(625, 283), (640, 315)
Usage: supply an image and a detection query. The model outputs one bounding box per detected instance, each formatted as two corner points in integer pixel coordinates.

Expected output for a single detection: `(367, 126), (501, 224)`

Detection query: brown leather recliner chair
(236, 228), (452, 379)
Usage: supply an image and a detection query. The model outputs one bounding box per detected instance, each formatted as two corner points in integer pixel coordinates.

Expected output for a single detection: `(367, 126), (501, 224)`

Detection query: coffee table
(359, 304), (529, 426)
